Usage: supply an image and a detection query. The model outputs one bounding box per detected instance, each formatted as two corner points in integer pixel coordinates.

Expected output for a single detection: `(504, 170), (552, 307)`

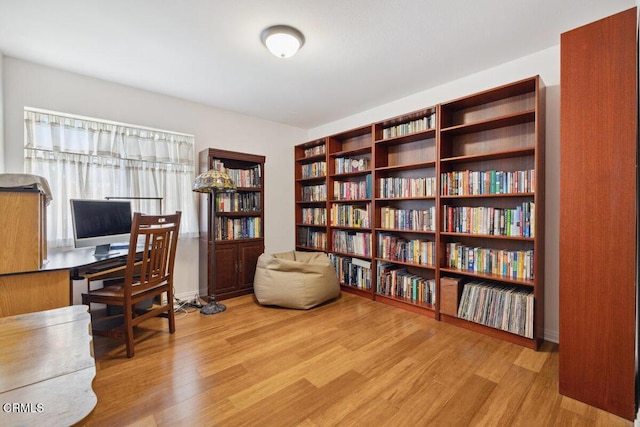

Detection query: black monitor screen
(70, 199), (132, 253)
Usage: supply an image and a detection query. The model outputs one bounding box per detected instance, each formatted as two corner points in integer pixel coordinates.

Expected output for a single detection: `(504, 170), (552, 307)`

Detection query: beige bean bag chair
(254, 251), (340, 309)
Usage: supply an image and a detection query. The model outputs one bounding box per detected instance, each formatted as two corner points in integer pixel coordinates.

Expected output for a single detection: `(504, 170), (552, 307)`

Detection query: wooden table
(0, 305), (97, 426)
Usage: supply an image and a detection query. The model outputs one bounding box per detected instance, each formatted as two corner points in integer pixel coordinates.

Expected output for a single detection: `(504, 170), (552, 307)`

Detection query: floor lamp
(192, 168), (237, 315)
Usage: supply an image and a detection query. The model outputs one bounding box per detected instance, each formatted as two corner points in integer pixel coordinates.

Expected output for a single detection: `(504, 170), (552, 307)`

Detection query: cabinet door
(238, 241), (264, 290)
(214, 244), (239, 296)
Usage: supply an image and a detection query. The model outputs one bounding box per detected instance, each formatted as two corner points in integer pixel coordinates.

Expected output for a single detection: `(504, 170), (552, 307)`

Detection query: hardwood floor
(84, 293), (632, 426)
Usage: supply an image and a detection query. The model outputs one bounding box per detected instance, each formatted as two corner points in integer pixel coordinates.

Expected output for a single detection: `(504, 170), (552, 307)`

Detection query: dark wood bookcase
(294, 76), (545, 349)
(199, 148), (265, 301)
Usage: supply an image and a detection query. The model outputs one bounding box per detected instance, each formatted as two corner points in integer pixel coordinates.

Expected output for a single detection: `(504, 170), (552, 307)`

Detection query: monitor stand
(93, 244), (117, 258)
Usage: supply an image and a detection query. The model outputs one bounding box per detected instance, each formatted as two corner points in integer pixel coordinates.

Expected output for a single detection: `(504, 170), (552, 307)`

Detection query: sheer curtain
(24, 109), (199, 247)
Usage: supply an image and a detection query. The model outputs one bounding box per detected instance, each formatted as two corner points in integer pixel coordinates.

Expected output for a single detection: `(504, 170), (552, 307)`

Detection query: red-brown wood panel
(239, 241), (265, 290)
(214, 244), (238, 296)
(559, 7), (637, 421)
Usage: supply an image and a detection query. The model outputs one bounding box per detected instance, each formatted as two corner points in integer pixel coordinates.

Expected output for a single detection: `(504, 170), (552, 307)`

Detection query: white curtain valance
(24, 110), (194, 164)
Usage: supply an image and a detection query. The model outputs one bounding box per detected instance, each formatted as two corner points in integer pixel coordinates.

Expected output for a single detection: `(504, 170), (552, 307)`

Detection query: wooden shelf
(375, 161), (436, 173)
(440, 192), (534, 199)
(439, 267), (535, 288)
(374, 128), (436, 145)
(440, 232), (534, 242)
(441, 110), (535, 135)
(440, 148), (535, 164)
(296, 153), (326, 163)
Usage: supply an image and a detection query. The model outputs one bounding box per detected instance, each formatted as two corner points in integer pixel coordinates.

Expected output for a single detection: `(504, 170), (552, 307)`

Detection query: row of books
(329, 254), (372, 290)
(380, 206), (436, 231)
(300, 161), (326, 179)
(335, 157), (369, 174)
(330, 203), (370, 228)
(377, 234), (435, 266)
(303, 144), (326, 157)
(215, 192), (261, 212)
(297, 227), (326, 250)
(332, 230), (371, 257)
(379, 176), (437, 198)
(376, 262), (436, 304)
(457, 281), (534, 338)
(445, 243), (534, 280)
(226, 165), (262, 188)
(382, 113), (436, 140)
(300, 207), (326, 226)
(214, 217), (261, 240)
(301, 184), (326, 202)
(441, 169), (535, 196)
(443, 202), (535, 238)
(333, 176), (372, 200)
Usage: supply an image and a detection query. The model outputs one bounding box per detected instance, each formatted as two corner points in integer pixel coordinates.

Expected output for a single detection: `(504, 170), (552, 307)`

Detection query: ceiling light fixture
(261, 25), (305, 58)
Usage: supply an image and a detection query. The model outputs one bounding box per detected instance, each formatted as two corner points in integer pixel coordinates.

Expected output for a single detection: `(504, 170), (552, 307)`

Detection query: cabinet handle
(239, 261), (243, 272)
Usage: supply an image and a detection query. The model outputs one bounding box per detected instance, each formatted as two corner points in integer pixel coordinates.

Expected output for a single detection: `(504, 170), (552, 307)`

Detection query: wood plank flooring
(84, 293), (633, 426)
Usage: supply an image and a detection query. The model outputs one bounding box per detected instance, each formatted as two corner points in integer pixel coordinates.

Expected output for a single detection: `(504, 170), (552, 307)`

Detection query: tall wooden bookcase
(438, 77), (545, 348)
(294, 76), (545, 349)
(327, 126), (373, 297)
(559, 7), (637, 421)
(373, 108), (438, 316)
(199, 149), (265, 301)
(295, 139), (328, 252)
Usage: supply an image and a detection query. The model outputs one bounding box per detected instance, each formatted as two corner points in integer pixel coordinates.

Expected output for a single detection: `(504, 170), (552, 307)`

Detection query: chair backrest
(124, 212), (181, 296)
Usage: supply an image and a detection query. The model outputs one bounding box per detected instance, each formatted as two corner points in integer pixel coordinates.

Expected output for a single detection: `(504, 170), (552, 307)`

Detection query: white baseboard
(543, 328), (559, 344)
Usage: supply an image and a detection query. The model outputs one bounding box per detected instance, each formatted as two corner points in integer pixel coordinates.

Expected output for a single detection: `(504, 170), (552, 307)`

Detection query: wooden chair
(82, 211), (181, 358)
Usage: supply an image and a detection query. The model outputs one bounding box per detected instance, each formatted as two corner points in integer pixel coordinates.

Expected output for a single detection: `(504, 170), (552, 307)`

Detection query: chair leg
(168, 291), (176, 334)
(124, 304), (135, 358)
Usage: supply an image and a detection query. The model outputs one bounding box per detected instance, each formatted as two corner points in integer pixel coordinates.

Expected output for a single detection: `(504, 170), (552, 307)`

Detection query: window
(24, 108), (198, 247)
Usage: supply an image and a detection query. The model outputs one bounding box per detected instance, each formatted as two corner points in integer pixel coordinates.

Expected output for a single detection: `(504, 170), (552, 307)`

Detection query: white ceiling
(0, 0), (635, 129)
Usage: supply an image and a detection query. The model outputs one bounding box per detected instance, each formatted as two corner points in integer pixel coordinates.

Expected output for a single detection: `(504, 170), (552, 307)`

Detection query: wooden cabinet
(294, 76), (545, 349)
(559, 7), (637, 421)
(214, 240), (264, 298)
(0, 270), (70, 317)
(0, 190), (47, 274)
(199, 149), (265, 301)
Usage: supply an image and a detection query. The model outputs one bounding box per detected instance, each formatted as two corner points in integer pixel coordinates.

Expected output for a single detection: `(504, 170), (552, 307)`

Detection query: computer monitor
(70, 199), (132, 257)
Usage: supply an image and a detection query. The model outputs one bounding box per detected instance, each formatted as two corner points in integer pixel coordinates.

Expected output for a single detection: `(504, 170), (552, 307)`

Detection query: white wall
(2, 57), (303, 299)
(0, 52), (4, 173)
(306, 46), (561, 342)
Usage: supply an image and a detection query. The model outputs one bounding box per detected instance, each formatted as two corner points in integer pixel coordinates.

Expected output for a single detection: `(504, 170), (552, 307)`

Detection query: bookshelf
(373, 107), (438, 316)
(438, 76), (545, 349)
(327, 126), (373, 298)
(199, 148), (265, 300)
(293, 76), (544, 349)
(295, 138), (328, 252)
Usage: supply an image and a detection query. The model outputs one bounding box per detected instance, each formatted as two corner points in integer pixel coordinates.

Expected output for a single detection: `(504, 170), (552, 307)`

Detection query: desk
(0, 305), (97, 426)
(0, 247), (131, 317)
